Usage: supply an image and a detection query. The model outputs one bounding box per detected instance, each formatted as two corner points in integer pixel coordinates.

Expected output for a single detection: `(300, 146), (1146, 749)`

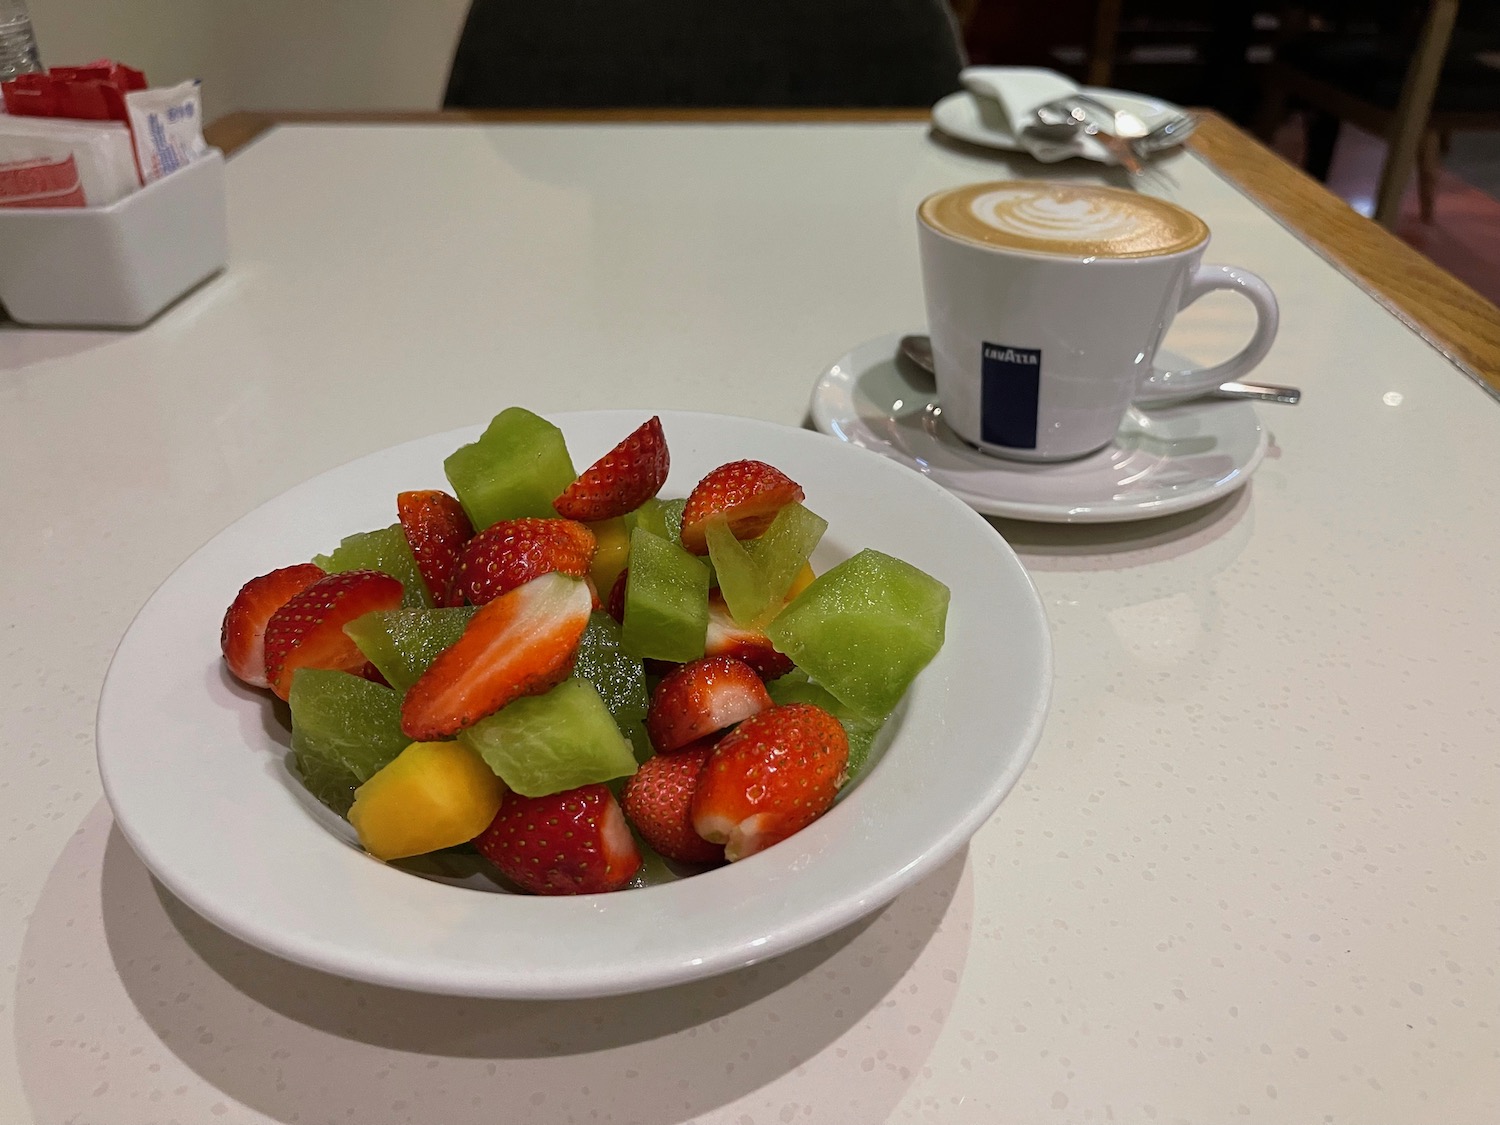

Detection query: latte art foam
(920, 181), (1207, 259)
(971, 187), (1142, 243)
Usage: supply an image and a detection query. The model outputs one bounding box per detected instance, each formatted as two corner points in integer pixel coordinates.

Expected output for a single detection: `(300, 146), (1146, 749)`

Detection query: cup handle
(1135, 263), (1279, 405)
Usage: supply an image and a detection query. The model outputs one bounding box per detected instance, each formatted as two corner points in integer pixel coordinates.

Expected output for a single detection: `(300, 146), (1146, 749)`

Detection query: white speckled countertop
(1, 123), (1495, 1124)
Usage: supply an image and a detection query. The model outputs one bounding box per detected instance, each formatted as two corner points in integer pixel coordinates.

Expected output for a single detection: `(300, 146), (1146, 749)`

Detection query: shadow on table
(18, 802), (973, 1125)
(994, 477), (1255, 572)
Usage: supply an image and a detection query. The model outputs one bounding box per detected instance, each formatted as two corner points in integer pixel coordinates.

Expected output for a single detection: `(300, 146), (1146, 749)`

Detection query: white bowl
(97, 411), (1051, 998)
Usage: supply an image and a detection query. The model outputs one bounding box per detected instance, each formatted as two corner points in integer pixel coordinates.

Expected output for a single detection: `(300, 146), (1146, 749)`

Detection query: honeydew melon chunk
(444, 407), (577, 529)
(458, 677), (638, 797)
(620, 527), (710, 663)
(625, 497), (672, 540)
(749, 503), (828, 610)
(707, 502), (829, 627)
(705, 517), (769, 627)
(765, 549), (949, 718)
(314, 525), (431, 608)
(343, 606), (477, 694)
(662, 498), (688, 545)
(289, 668), (410, 816)
(624, 496), (690, 548)
(572, 612), (651, 763)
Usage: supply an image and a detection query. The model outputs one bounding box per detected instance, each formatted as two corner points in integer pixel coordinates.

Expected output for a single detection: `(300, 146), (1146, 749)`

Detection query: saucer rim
(809, 331), (1269, 524)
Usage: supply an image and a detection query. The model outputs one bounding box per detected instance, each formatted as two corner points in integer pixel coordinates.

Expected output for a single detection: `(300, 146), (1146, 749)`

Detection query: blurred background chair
(443, 0), (967, 109)
(963, 0), (1272, 121)
(1256, 0), (1500, 227)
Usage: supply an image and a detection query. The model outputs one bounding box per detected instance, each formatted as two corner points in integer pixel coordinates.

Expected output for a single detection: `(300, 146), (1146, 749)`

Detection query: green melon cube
(572, 612), (651, 763)
(625, 497), (672, 539)
(313, 525), (431, 609)
(620, 527), (710, 663)
(458, 677), (638, 797)
(750, 503), (827, 606)
(766, 549), (949, 718)
(624, 496), (691, 547)
(662, 497), (688, 545)
(289, 668), (410, 816)
(707, 502), (827, 627)
(767, 670), (883, 778)
(630, 497), (714, 585)
(706, 517), (770, 626)
(343, 607), (477, 693)
(443, 407), (577, 529)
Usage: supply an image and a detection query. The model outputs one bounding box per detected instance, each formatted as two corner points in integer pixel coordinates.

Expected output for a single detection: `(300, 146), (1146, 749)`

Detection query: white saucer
(931, 87), (1185, 157)
(810, 333), (1268, 524)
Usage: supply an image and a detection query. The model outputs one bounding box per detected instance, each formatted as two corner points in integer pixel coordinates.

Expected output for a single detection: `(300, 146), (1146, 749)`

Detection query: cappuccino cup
(917, 181), (1279, 461)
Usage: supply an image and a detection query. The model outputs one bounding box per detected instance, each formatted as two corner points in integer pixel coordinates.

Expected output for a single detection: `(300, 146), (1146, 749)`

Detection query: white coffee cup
(917, 180), (1279, 462)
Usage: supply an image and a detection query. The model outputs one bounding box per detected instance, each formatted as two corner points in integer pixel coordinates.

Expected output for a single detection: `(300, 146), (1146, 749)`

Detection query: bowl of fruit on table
(97, 409), (1051, 998)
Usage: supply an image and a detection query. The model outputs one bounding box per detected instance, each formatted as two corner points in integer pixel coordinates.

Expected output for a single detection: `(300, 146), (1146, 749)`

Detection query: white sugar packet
(124, 79), (207, 183)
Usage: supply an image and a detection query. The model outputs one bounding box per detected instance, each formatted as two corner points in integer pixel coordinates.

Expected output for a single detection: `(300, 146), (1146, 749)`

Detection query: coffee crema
(919, 181), (1208, 258)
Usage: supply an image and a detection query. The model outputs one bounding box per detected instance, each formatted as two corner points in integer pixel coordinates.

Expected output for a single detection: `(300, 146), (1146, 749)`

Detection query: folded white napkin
(0, 117), (140, 207)
(959, 66), (1109, 163)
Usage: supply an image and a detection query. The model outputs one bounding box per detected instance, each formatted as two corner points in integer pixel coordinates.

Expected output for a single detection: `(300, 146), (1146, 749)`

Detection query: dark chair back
(444, 0), (965, 109)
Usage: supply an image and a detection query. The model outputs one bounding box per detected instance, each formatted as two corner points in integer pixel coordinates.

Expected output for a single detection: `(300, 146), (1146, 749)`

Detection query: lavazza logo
(983, 345), (1039, 365)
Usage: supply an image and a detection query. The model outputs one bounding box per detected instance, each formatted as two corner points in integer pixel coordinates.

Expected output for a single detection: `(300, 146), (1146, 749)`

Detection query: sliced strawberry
(356, 661), (390, 687)
(553, 416), (670, 522)
(401, 571), (591, 739)
(262, 569), (405, 700)
(220, 563), (327, 688)
(646, 655), (772, 755)
(474, 783), (641, 895)
(692, 702), (849, 862)
(606, 567), (628, 623)
(621, 742), (724, 864)
(704, 590), (795, 680)
(679, 460), (805, 555)
(396, 489), (474, 608)
(453, 518), (596, 606)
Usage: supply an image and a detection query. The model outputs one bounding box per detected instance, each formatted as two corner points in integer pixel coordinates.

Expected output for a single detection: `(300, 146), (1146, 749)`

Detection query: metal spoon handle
(1214, 381), (1302, 405)
(899, 335), (1301, 406)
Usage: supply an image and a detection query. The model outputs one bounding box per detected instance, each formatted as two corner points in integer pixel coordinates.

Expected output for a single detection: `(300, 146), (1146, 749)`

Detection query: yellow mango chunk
(349, 741), (506, 861)
(587, 516), (631, 597)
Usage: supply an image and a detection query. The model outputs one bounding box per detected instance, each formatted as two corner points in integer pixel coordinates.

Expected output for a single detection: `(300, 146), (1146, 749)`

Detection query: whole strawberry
(553, 416), (670, 522)
(454, 517), (595, 606)
(692, 702), (849, 861)
(475, 784), (641, 895)
(621, 743), (725, 864)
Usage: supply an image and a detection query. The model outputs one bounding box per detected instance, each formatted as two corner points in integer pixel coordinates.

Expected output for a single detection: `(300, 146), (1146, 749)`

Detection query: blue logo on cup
(980, 342), (1041, 449)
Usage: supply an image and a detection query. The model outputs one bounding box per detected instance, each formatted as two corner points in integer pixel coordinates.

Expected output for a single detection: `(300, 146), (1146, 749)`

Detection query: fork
(1030, 99), (1144, 173)
(1028, 98), (1197, 170)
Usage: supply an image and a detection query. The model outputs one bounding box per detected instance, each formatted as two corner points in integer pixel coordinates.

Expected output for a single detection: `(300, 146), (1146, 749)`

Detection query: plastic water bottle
(0, 0), (42, 84)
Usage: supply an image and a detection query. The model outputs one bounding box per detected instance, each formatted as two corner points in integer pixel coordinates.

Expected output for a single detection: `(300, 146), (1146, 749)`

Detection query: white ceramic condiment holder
(0, 147), (227, 328)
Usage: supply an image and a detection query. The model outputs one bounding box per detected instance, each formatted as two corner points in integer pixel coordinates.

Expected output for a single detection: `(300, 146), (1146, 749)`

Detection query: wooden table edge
(204, 109), (1500, 394)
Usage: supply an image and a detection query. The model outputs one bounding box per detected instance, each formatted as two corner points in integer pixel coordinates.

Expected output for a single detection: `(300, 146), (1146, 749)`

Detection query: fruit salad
(219, 409), (950, 895)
